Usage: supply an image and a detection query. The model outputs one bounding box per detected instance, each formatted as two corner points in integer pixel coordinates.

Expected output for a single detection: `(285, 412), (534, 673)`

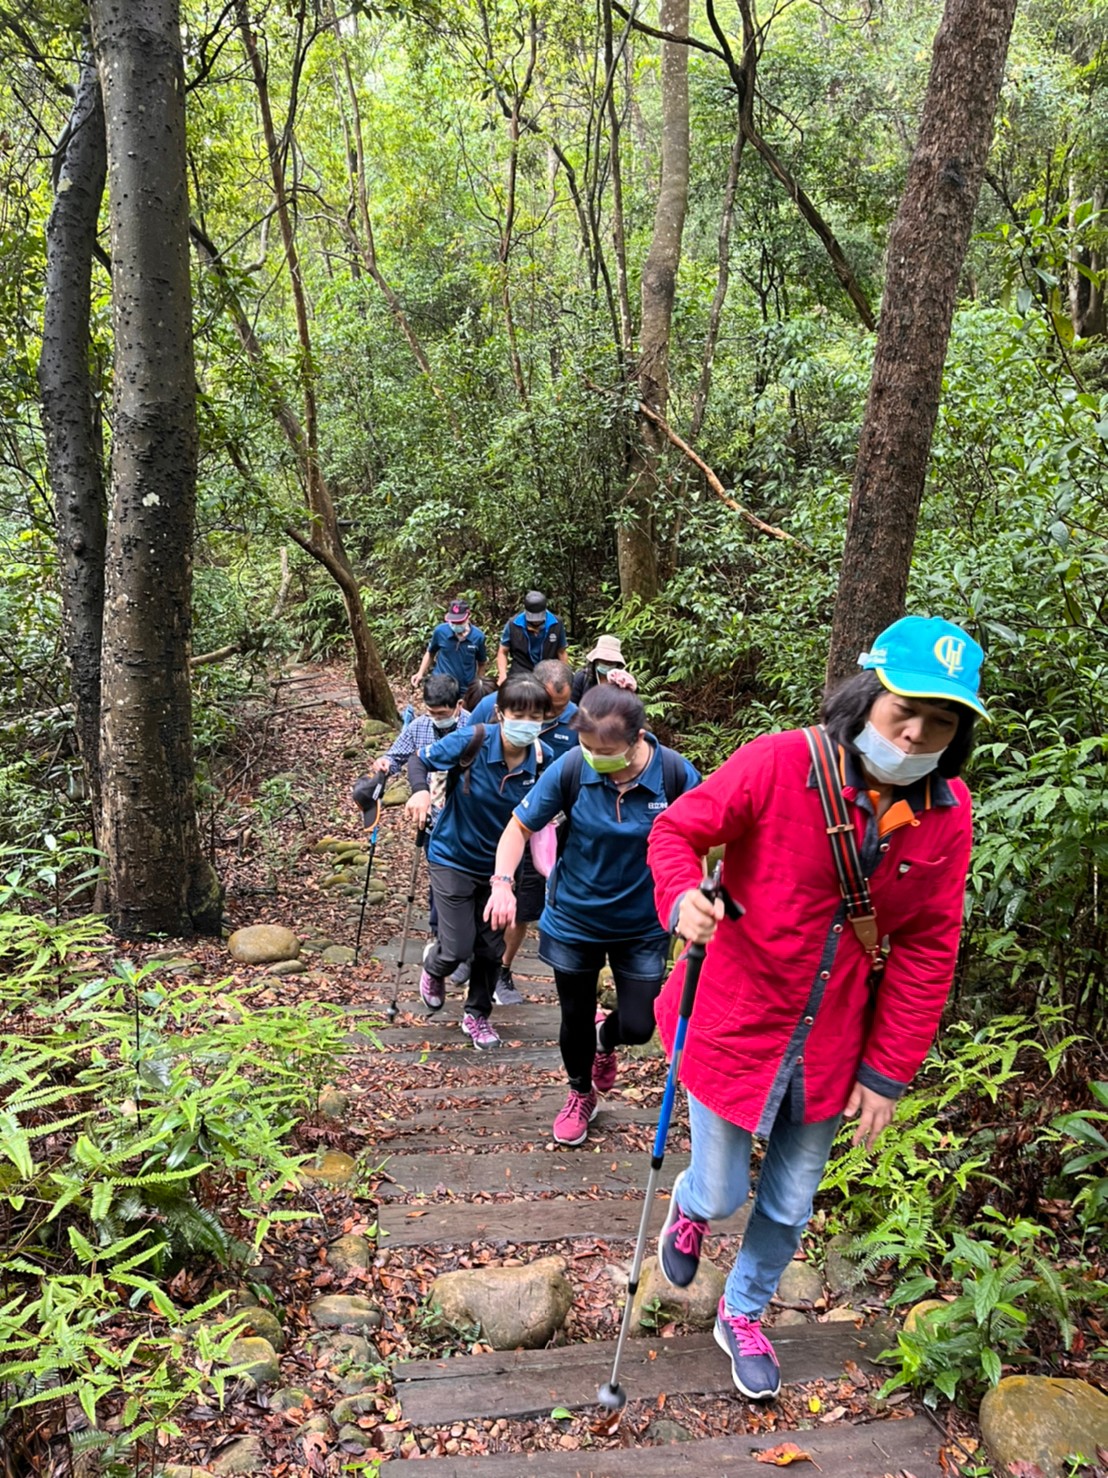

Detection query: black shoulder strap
(446, 723), (486, 797)
(802, 725), (882, 964)
(658, 745), (690, 805)
(558, 746), (585, 815)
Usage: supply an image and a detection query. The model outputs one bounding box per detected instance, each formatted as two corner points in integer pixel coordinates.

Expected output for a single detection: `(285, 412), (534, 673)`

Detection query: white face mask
(854, 721), (946, 786)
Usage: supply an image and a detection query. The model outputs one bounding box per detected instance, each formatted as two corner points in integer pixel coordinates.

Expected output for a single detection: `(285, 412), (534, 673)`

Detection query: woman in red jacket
(646, 616), (987, 1402)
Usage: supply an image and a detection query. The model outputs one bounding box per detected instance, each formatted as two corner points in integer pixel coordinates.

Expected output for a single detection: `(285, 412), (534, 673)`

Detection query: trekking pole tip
(596, 1381), (626, 1412)
(385, 1000), (399, 1023)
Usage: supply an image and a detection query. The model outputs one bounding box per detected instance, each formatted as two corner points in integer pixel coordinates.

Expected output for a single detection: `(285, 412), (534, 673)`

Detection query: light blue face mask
(431, 715), (458, 733)
(854, 721), (946, 785)
(501, 718), (543, 747)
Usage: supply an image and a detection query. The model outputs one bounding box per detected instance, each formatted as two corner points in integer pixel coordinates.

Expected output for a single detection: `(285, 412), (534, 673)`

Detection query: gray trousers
(425, 862), (503, 1017)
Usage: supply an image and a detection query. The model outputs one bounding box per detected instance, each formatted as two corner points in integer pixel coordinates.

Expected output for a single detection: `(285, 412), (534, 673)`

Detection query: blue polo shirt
(426, 622), (487, 688)
(500, 611), (565, 665)
(420, 726), (553, 878)
(514, 738), (700, 944)
(469, 693), (580, 755)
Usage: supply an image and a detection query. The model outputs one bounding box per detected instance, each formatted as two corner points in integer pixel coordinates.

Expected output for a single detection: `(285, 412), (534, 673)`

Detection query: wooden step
(401, 1414), (942, 1476)
(394, 1320), (894, 1426)
(369, 1046), (566, 1071)
(375, 1149), (692, 1199)
(378, 1190), (750, 1248)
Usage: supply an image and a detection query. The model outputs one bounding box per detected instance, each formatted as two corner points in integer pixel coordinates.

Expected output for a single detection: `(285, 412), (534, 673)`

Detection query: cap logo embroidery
(933, 634), (965, 677)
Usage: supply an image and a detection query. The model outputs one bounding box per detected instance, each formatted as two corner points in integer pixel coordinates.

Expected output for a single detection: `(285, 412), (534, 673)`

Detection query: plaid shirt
(380, 710), (472, 775)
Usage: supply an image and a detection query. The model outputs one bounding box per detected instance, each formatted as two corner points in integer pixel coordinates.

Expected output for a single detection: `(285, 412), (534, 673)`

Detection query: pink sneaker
(419, 968), (445, 1012)
(593, 1008), (617, 1095)
(461, 1011), (501, 1050)
(552, 1088), (599, 1146)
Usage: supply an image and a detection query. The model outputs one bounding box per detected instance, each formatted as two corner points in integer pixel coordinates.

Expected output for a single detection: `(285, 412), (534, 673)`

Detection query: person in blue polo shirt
(406, 673), (553, 1050)
(468, 659), (579, 1005)
(412, 598), (488, 692)
(486, 683), (699, 1143)
(496, 590), (567, 680)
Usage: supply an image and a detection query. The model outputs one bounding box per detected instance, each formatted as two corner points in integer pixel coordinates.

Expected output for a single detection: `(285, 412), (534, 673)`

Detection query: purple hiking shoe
(659, 1190), (709, 1289)
(714, 1299), (781, 1399)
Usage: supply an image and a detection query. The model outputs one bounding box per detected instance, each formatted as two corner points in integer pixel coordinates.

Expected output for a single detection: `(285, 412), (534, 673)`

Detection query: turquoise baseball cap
(858, 616), (988, 718)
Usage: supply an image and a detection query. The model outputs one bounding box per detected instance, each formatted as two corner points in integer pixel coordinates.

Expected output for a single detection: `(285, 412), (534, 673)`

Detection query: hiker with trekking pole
(485, 682), (700, 1143)
(633, 616), (986, 1404)
(405, 672), (553, 1049)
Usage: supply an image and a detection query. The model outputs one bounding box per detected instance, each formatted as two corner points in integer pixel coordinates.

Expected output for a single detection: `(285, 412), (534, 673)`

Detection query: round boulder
(327, 1232), (372, 1275)
(630, 1255), (725, 1335)
(220, 1336), (279, 1385)
(298, 1151), (357, 1186)
(228, 925), (300, 965)
(427, 1256), (572, 1350)
(309, 1294), (383, 1331)
(980, 1376), (1108, 1477)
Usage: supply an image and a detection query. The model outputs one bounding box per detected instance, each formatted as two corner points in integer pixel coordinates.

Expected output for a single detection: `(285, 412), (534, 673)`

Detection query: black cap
(523, 590), (547, 619)
(352, 772), (388, 825)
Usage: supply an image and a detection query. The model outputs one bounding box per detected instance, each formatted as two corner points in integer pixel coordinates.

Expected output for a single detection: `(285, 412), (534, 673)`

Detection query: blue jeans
(676, 1091), (841, 1319)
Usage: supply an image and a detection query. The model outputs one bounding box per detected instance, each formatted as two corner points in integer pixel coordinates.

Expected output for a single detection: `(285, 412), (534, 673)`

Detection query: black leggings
(555, 966), (663, 1093)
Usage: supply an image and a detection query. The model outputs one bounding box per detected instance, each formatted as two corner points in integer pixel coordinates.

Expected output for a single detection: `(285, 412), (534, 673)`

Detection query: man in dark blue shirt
(496, 591), (567, 680)
(412, 599), (488, 691)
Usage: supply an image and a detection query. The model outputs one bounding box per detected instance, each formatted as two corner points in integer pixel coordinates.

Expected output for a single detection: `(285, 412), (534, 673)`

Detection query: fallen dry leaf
(755, 1442), (815, 1467)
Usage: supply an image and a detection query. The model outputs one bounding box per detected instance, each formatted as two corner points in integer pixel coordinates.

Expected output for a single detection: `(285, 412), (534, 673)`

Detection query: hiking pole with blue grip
(385, 821), (428, 1022)
(352, 773), (389, 967)
(597, 862), (743, 1413)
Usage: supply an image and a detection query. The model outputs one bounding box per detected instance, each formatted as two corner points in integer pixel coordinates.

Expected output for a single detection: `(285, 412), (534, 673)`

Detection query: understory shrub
(1, 905), (347, 1464)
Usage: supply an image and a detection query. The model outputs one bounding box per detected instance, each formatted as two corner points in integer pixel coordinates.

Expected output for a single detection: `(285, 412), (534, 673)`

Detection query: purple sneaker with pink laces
(658, 1189), (709, 1288)
(714, 1299), (781, 1399)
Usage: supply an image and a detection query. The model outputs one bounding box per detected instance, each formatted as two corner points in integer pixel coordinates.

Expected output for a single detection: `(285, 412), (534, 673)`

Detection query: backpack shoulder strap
(447, 723), (486, 797)
(658, 745), (691, 805)
(554, 747), (585, 856)
(558, 746), (585, 814)
(802, 725), (881, 960)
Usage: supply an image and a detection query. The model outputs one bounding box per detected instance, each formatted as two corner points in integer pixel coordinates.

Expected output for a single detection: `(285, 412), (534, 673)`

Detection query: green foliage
(823, 1014), (1075, 1270)
(1053, 1081), (1108, 1229)
(877, 1212), (1090, 1407)
(0, 896), (345, 1454)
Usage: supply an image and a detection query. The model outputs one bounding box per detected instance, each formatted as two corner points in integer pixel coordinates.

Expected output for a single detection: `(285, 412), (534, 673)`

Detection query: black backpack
(555, 743), (691, 854)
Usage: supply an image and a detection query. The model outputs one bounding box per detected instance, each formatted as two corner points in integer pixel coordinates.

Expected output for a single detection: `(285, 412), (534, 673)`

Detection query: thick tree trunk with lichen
(90, 0), (222, 936)
(826, 0), (1016, 684)
(39, 45), (107, 835)
(618, 0), (689, 601)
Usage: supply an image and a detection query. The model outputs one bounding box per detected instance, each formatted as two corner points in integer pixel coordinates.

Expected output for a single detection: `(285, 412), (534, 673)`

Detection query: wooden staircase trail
(354, 916), (946, 1476)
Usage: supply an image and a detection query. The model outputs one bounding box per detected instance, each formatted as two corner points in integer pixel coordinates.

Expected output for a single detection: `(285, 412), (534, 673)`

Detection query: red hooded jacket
(648, 728), (973, 1133)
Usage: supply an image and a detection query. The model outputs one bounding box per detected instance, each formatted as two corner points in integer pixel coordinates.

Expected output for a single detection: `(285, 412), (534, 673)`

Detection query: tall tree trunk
(39, 44), (107, 834)
(89, 0), (222, 936)
(235, 0), (396, 722)
(1069, 179), (1105, 339)
(826, 0), (1017, 683)
(618, 0), (689, 601)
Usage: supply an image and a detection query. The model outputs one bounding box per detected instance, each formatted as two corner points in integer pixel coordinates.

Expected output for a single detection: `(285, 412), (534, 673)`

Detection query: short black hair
(497, 672), (548, 718)
(572, 684), (647, 747)
(423, 673), (460, 708)
(821, 670), (977, 779)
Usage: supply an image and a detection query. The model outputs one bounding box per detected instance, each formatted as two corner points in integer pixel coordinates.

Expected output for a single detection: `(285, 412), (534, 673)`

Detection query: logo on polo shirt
(647, 800), (667, 810)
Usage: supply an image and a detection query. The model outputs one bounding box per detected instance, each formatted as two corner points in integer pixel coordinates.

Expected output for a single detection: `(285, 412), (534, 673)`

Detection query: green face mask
(581, 743), (629, 774)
